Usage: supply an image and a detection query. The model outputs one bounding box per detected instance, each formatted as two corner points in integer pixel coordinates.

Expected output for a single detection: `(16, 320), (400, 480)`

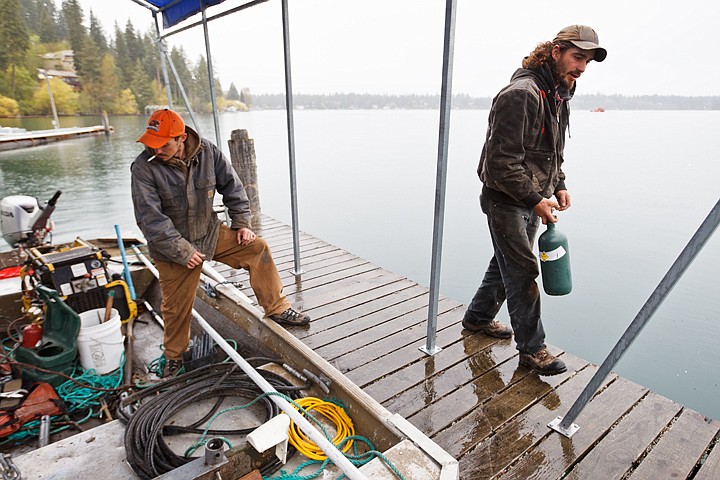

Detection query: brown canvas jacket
(130, 126), (252, 265)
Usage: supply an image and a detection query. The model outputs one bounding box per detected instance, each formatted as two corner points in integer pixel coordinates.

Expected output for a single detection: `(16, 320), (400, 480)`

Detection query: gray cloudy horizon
(77, 0), (719, 98)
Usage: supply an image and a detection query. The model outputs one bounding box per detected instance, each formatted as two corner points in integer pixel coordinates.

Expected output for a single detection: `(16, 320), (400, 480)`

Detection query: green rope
(263, 438), (407, 480)
(0, 354), (126, 446)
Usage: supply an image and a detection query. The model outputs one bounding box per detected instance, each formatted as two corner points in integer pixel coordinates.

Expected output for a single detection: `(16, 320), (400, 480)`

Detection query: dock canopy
(143, 0), (228, 28)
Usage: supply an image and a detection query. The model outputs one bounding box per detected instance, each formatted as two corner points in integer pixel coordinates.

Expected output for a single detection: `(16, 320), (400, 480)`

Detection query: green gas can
(538, 222), (572, 295)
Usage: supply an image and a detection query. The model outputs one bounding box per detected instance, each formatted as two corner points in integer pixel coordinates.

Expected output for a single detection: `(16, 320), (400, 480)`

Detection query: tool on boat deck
(103, 290), (115, 322)
(24, 238), (137, 323)
(38, 414), (50, 447)
(0, 382), (65, 438)
(14, 285), (81, 387)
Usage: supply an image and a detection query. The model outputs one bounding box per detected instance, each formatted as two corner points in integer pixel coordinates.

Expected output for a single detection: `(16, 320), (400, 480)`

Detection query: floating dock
(210, 215), (720, 479)
(8, 215), (720, 479)
(0, 125), (112, 151)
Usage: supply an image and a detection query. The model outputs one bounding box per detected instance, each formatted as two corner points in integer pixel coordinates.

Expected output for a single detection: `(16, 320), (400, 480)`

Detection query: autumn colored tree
(29, 75), (78, 115)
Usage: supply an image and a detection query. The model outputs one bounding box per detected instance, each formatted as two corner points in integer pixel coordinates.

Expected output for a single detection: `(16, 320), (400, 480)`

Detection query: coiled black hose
(118, 360), (307, 479)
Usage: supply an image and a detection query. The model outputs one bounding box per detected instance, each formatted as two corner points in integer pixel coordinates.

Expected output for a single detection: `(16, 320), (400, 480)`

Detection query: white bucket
(77, 308), (125, 374)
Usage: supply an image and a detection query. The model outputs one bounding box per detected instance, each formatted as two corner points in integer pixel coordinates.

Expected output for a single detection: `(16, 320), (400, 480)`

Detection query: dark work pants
(464, 193), (546, 354)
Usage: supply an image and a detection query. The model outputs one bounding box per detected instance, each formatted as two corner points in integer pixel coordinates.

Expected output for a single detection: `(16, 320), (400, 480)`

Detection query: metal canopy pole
(153, 12), (174, 109)
(39, 70), (60, 129)
(420, 0), (457, 356)
(281, 0), (303, 276)
(161, 48), (202, 136)
(200, 0), (222, 147)
(549, 197), (720, 438)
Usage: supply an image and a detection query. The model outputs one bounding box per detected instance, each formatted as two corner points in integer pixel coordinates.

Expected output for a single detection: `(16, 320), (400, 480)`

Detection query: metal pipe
(134, 247), (368, 480)
(153, 13), (173, 109)
(200, 0), (222, 147)
(39, 415), (50, 447)
(159, 0), (269, 39)
(40, 70), (60, 129)
(421, 0), (457, 357)
(114, 225), (137, 300)
(550, 197), (720, 437)
(280, 0), (303, 276)
(161, 47), (202, 136)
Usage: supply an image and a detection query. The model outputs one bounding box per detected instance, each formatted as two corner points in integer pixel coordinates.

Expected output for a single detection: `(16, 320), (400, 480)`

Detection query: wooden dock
(0, 125), (112, 151)
(212, 215), (720, 479)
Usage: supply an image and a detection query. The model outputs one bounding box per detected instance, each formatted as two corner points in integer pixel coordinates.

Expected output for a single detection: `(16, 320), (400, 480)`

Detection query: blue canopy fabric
(143, 0), (229, 29)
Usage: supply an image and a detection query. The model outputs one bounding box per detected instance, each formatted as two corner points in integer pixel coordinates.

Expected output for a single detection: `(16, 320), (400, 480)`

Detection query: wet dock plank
(210, 216), (720, 479)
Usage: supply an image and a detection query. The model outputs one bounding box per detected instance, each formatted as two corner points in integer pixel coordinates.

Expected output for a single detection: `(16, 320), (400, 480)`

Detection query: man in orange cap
(131, 109), (309, 378)
(463, 26), (606, 376)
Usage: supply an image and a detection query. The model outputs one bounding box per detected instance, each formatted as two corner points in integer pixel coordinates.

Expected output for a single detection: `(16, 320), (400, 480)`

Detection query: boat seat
(14, 285), (81, 387)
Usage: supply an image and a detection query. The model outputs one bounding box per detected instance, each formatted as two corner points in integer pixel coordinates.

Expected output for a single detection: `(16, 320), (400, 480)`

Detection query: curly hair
(521, 40), (574, 69)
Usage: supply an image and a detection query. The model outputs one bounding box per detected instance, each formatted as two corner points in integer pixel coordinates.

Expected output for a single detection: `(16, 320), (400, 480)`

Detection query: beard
(551, 58), (577, 90)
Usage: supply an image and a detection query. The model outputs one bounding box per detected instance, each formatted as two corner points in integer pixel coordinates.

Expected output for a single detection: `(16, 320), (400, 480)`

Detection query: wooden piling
(227, 129), (261, 228)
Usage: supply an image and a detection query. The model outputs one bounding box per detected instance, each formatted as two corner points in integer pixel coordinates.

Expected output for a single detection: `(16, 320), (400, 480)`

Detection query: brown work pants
(155, 225), (290, 360)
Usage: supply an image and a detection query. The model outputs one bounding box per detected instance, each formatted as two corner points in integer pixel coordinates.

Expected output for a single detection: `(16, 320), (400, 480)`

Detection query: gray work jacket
(130, 127), (252, 265)
(479, 65), (570, 208)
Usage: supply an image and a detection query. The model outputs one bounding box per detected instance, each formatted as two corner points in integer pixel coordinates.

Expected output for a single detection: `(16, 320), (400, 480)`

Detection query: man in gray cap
(462, 26), (606, 375)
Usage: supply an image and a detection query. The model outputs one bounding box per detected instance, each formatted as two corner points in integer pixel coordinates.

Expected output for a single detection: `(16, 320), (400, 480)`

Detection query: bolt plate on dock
(548, 416), (579, 438)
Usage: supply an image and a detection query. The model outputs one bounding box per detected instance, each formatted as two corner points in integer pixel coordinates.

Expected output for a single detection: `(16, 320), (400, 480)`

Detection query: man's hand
(186, 250), (206, 269)
(555, 190), (571, 211)
(237, 227), (257, 246)
(533, 197), (559, 225)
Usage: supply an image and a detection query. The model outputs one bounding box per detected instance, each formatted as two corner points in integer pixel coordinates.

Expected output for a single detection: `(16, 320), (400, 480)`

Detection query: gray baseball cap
(553, 25), (607, 62)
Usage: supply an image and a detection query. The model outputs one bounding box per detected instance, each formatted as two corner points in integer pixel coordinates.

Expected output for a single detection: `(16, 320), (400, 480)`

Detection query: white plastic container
(77, 308), (124, 374)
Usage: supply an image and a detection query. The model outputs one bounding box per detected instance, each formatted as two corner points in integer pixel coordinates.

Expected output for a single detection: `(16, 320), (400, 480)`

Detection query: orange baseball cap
(137, 109), (186, 149)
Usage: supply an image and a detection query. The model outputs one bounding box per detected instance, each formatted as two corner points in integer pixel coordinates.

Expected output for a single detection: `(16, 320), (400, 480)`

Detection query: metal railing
(549, 197), (720, 437)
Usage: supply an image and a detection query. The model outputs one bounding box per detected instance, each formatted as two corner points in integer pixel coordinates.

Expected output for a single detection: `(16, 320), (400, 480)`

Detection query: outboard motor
(0, 191), (61, 247)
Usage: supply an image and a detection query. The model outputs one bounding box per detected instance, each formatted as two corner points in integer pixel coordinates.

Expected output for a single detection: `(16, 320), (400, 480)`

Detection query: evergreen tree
(114, 22), (133, 86)
(18, 0), (38, 35)
(169, 46), (193, 106)
(129, 60), (154, 111)
(61, 0), (86, 76)
(79, 34), (102, 83)
(141, 31), (161, 83)
(0, 0), (31, 97)
(240, 88), (252, 108)
(38, 2), (61, 43)
(124, 20), (145, 71)
(88, 10), (108, 55)
(226, 82), (240, 101)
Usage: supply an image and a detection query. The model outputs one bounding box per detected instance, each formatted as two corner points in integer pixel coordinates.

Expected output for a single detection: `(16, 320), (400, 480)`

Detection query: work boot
(162, 359), (183, 378)
(519, 348), (567, 376)
(461, 317), (513, 339)
(269, 308), (310, 326)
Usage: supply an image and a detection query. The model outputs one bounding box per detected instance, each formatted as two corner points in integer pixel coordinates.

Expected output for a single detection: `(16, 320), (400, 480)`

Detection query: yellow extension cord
(288, 397), (355, 460)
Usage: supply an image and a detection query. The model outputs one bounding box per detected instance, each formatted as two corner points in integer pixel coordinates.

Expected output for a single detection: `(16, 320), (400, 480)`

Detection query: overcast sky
(76, 0), (720, 98)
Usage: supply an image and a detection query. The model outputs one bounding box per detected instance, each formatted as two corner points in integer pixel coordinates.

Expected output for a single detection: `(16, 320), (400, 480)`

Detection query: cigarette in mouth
(147, 154), (157, 162)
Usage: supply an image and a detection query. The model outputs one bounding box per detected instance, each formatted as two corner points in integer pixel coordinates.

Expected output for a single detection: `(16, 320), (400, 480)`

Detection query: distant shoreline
(2, 92), (719, 121)
(249, 93), (720, 111)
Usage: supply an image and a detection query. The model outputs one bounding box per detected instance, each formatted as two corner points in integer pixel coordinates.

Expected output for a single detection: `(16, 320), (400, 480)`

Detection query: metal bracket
(548, 416), (580, 438)
(419, 345), (442, 356)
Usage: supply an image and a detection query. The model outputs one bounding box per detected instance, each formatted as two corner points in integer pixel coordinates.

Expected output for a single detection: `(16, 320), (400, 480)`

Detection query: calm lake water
(1, 110), (719, 419)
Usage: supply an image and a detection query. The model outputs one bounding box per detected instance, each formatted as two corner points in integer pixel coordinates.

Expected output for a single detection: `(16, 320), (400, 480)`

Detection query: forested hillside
(0, 0), (246, 117)
(0, 0), (717, 117)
